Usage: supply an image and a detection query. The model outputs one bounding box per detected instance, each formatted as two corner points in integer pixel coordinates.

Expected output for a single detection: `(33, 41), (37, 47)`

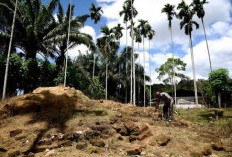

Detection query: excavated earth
(0, 85), (231, 157)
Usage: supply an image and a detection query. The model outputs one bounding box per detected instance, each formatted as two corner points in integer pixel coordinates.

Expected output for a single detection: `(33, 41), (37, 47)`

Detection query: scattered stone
(8, 150), (20, 157)
(190, 152), (203, 157)
(73, 131), (85, 141)
(138, 130), (152, 141)
(45, 149), (55, 157)
(116, 113), (122, 118)
(110, 118), (118, 124)
(127, 145), (142, 155)
(157, 135), (171, 146)
(84, 130), (101, 140)
(89, 139), (105, 147)
(211, 143), (224, 151)
(57, 133), (65, 140)
(61, 140), (73, 147)
(15, 135), (27, 141)
(37, 139), (52, 146)
(201, 146), (212, 156)
(124, 120), (140, 135)
(100, 134), (110, 139)
(115, 134), (124, 140)
(76, 142), (87, 150)
(10, 129), (22, 137)
(139, 124), (149, 134)
(87, 147), (104, 154)
(129, 135), (138, 142)
(63, 133), (73, 141)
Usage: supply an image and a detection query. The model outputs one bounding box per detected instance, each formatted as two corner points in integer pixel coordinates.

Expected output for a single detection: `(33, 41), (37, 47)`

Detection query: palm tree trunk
(149, 40), (151, 106)
(131, 0), (136, 106)
(201, 18), (212, 72)
(143, 36), (146, 107)
(218, 92), (221, 108)
(92, 54), (96, 79)
(2, 0), (18, 100)
(125, 22), (128, 103)
(64, 0), (72, 87)
(170, 26), (176, 105)
(130, 52), (133, 104)
(105, 61), (108, 100)
(189, 34), (198, 104)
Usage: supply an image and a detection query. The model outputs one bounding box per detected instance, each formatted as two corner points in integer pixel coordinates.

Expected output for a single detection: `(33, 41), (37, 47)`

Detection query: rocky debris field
(0, 85), (231, 157)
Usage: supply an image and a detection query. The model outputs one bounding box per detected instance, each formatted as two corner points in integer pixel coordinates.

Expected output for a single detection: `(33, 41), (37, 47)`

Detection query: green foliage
(156, 58), (186, 84)
(209, 68), (231, 94)
(0, 54), (23, 96)
(40, 61), (56, 87)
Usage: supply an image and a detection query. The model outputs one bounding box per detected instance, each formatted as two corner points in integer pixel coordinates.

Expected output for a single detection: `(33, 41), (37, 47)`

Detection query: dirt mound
(0, 86), (231, 157)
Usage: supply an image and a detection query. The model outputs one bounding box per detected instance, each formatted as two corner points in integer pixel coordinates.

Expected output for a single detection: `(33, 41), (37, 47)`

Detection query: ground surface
(0, 85), (231, 157)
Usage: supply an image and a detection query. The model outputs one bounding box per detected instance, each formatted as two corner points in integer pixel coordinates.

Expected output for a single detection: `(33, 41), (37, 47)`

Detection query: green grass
(176, 108), (232, 128)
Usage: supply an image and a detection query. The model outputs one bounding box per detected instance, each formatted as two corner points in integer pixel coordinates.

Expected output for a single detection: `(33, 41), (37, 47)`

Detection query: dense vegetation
(0, 0), (231, 107)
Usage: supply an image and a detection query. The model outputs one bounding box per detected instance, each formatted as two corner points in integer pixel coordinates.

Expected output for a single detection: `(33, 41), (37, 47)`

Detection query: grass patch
(177, 108), (232, 129)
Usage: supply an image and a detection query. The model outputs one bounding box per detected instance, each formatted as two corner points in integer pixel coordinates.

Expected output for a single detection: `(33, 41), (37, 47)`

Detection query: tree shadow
(5, 89), (78, 154)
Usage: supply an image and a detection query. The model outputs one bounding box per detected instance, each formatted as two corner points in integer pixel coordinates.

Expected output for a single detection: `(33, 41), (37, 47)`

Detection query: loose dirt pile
(0, 85), (231, 157)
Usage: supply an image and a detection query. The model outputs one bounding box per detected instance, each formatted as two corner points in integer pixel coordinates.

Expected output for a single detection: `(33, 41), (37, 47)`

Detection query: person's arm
(155, 99), (160, 112)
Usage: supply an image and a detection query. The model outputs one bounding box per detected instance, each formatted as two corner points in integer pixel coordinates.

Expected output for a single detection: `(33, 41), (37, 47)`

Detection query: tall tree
(146, 24), (155, 106)
(119, 0), (137, 104)
(2, 0), (18, 100)
(177, 0), (200, 104)
(89, 3), (103, 24)
(138, 19), (148, 107)
(161, 3), (177, 105)
(97, 26), (119, 100)
(0, 0), (59, 60)
(191, 0), (212, 72)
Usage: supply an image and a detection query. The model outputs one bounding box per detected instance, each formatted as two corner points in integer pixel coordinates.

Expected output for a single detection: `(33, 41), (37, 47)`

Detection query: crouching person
(155, 92), (174, 122)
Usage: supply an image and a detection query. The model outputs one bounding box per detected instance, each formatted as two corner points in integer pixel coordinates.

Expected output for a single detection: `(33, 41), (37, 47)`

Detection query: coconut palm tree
(0, 0), (59, 60)
(1, 0), (18, 100)
(43, 3), (95, 72)
(177, 0), (199, 104)
(146, 24), (155, 106)
(89, 3), (103, 24)
(191, 0), (212, 72)
(161, 3), (177, 105)
(138, 19), (149, 107)
(113, 24), (124, 42)
(97, 26), (119, 100)
(119, 0), (137, 104)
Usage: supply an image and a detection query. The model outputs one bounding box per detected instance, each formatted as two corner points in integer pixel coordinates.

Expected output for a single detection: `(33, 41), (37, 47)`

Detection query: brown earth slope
(0, 85), (231, 157)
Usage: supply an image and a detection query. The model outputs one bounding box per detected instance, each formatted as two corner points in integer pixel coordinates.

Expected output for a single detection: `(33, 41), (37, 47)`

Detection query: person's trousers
(163, 103), (173, 120)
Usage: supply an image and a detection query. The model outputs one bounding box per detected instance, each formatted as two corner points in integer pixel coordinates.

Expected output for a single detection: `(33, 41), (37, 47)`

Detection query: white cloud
(68, 26), (96, 59)
(97, 0), (232, 83)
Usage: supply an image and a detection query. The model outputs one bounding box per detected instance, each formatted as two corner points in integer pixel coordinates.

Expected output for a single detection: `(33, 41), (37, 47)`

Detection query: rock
(113, 124), (128, 136)
(99, 100), (104, 103)
(110, 118), (118, 124)
(84, 130), (101, 140)
(201, 146), (212, 156)
(57, 133), (65, 140)
(45, 150), (55, 157)
(89, 139), (105, 147)
(138, 130), (152, 141)
(115, 134), (124, 140)
(211, 143), (224, 151)
(76, 142), (87, 150)
(127, 145), (142, 155)
(61, 140), (73, 147)
(8, 150), (20, 157)
(190, 152), (203, 157)
(100, 134), (110, 139)
(124, 120), (140, 135)
(157, 135), (171, 146)
(87, 147), (104, 154)
(91, 125), (109, 133)
(139, 124), (149, 134)
(116, 113), (122, 118)
(15, 135), (27, 141)
(37, 139), (52, 146)
(63, 133), (73, 141)
(73, 131), (85, 141)
(10, 129), (22, 137)
(27, 152), (35, 157)
(129, 135), (138, 142)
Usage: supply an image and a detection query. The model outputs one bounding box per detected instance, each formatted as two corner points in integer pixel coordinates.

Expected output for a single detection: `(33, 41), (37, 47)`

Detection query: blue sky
(49, 0), (232, 84)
